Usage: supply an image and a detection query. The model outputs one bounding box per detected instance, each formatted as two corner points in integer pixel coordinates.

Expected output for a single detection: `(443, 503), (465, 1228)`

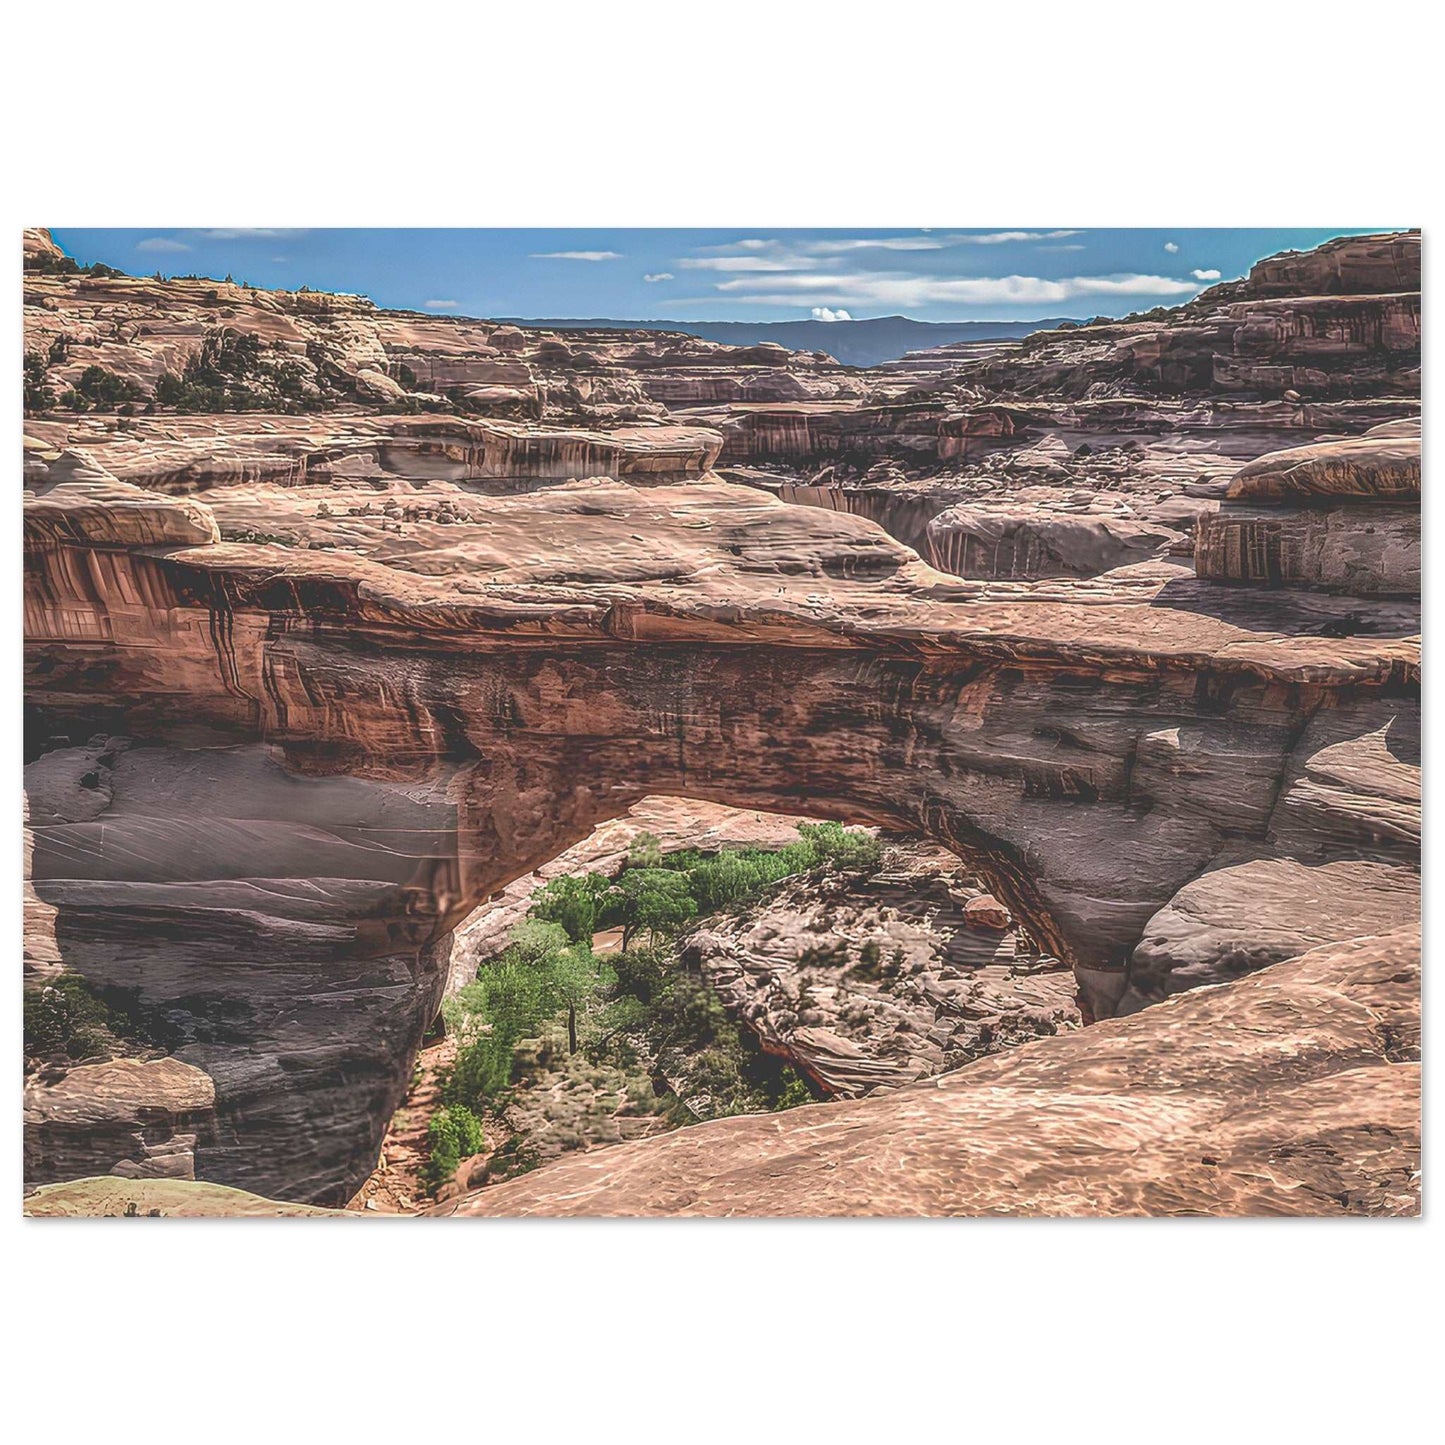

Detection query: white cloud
(811, 307), (853, 322)
(710, 271), (1208, 308)
(691, 231), (1081, 263)
(529, 250), (623, 261)
(136, 237), (191, 253)
(1164, 241), (1180, 253)
(202, 228), (303, 239)
(424, 299), (459, 310)
(679, 255), (817, 271)
(802, 237), (945, 253)
(1191, 268), (1222, 281)
(643, 272), (673, 283)
(955, 230), (1082, 245)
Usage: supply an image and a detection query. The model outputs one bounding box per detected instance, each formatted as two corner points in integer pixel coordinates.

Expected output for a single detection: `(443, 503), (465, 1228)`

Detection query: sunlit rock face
(1241, 230), (1420, 297)
(1195, 422), (1421, 597)
(431, 929), (1420, 1218)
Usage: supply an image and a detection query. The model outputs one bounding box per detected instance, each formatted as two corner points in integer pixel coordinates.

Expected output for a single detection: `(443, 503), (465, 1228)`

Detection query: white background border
(3, 4), (1435, 1440)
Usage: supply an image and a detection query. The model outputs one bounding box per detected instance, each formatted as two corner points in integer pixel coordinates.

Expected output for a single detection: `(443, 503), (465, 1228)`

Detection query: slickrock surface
(24, 1177), (345, 1218)
(23, 228), (1420, 1209)
(432, 930), (1420, 1217)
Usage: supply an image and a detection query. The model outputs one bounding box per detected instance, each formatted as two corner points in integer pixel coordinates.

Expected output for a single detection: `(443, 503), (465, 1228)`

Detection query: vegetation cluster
(424, 823), (882, 1190)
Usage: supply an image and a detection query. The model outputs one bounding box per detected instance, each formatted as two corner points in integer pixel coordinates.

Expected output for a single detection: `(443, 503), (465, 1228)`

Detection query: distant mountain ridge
(495, 314), (1080, 367)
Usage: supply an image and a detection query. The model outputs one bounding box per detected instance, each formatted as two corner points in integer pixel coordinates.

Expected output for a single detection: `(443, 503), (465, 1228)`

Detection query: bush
(797, 820), (883, 874)
(23, 353), (54, 414)
(424, 1103), (484, 1191)
(606, 943), (669, 1005)
(24, 976), (111, 1059)
(26, 252), (124, 278)
(22, 974), (176, 1064)
(59, 365), (147, 413)
(189, 327), (263, 383)
(153, 327), (330, 413)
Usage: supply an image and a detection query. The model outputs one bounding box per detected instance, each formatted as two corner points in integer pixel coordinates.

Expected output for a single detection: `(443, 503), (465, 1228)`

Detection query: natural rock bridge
(24, 465), (1419, 1204)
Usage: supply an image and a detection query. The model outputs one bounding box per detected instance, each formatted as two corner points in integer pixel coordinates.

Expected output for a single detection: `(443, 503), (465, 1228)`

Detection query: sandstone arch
(23, 472), (1418, 1203)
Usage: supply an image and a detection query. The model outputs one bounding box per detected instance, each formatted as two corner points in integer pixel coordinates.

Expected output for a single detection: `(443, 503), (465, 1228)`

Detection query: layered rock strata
(1195, 422), (1420, 597)
(22, 228), (1421, 1211)
(24, 466), (1418, 1201)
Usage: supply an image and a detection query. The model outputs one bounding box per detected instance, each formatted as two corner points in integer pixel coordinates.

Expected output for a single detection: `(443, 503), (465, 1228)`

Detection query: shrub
(23, 353), (54, 414)
(607, 943), (669, 1005)
(424, 1103), (484, 1191)
(22, 974), (176, 1064)
(58, 365), (147, 413)
(189, 327), (263, 383)
(24, 976), (111, 1059)
(153, 327), (330, 413)
(774, 1067), (815, 1110)
(628, 832), (664, 869)
(797, 820), (882, 874)
(26, 251), (125, 279)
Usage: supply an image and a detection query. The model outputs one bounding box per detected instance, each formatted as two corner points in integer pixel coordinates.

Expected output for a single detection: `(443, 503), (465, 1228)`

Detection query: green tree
(530, 871), (608, 944)
(445, 922), (606, 1104)
(601, 868), (698, 950)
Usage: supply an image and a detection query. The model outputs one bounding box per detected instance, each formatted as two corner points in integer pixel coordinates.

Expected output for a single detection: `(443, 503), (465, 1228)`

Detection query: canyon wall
(24, 468), (1418, 1202)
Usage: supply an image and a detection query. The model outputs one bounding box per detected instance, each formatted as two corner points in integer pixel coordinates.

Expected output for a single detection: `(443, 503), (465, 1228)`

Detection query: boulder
(963, 894), (1012, 930)
(1227, 434), (1420, 503)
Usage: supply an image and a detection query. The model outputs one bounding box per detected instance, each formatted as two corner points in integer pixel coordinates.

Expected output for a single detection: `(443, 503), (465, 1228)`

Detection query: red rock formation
(1237, 230), (1420, 298)
(21, 228), (1421, 1211)
(23, 461), (1418, 1201)
(429, 930), (1420, 1217)
(1196, 422), (1421, 597)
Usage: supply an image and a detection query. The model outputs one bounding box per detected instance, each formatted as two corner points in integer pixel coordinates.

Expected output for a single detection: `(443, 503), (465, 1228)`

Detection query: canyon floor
(21, 226), (1420, 1217)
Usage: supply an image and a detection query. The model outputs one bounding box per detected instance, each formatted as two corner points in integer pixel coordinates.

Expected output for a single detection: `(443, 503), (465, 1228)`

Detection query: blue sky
(50, 227), (1386, 323)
